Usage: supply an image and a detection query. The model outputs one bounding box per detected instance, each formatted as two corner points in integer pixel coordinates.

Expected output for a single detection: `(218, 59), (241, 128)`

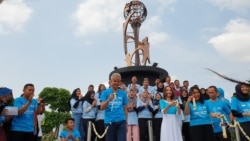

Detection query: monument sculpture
(110, 0), (168, 85)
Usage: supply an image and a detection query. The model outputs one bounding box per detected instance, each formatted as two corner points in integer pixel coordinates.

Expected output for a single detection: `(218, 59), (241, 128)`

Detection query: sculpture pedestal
(109, 66), (168, 85)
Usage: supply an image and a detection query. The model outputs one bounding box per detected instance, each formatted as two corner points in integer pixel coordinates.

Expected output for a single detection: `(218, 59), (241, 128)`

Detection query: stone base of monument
(109, 66), (168, 86)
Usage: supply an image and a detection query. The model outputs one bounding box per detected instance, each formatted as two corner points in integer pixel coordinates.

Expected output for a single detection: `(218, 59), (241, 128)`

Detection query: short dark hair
(208, 85), (218, 92)
(88, 84), (94, 88)
(64, 117), (75, 124)
(23, 83), (34, 91)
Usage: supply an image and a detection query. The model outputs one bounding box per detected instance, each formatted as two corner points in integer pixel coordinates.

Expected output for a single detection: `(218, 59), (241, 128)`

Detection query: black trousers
(239, 121), (250, 141)
(95, 119), (106, 141)
(153, 117), (162, 141)
(182, 122), (191, 141)
(10, 131), (34, 141)
(190, 124), (215, 141)
(82, 118), (96, 141)
(138, 118), (152, 141)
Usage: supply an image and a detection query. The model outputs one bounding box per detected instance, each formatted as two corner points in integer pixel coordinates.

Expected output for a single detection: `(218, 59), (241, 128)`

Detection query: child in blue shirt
(60, 117), (80, 141)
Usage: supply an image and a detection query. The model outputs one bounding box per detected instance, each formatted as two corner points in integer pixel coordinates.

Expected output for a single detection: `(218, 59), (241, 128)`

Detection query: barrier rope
(220, 114), (250, 141)
(91, 123), (109, 139)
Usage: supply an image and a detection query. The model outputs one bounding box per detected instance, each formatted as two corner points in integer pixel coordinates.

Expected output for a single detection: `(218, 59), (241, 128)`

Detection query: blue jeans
(72, 113), (84, 141)
(105, 120), (126, 141)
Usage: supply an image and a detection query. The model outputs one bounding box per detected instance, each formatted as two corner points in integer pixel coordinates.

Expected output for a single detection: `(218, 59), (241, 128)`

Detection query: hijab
(152, 93), (162, 106)
(128, 95), (137, 107)
(140, 92), (149, 103)
(83, 91), (95, 104)
(235, 83), (249, 101)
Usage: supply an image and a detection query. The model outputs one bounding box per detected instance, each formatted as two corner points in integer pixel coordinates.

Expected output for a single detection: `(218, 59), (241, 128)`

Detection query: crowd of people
(1, 73), (250, 141)
(0, 84), (45, 141)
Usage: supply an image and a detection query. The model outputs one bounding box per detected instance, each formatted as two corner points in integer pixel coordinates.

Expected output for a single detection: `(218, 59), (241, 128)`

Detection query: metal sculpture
(123, 0), (150, 66)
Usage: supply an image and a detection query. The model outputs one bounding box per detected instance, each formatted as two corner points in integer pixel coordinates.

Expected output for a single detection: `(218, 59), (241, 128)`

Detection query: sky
(0, 0), (250, 100)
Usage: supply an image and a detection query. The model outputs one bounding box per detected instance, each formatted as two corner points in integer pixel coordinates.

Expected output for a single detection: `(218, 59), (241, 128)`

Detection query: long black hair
(189, 85), (205, 104)
(83, 91), (95, 104)
(70, 88), (81, 100)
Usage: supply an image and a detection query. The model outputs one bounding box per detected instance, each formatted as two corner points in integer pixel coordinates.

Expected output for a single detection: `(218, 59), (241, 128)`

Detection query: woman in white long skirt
(159, 86), (183, 141)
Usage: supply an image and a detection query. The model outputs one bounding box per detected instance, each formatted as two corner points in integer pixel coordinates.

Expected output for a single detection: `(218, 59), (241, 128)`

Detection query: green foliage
(39, 87), (71, 112)
(42, 111), (70, 135)
(39, 87), (72, 134)
(42, 132), (57, 141)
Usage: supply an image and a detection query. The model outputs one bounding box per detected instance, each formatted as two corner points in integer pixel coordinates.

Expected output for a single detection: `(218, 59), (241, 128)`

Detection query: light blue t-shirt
(231, 97), (250, 123)
(189, 101), (211, 126)
(60, 129), (80, 141)
(100, 88), (128, 124)
(137, 99), (153, 118)
(70, 98), (83, 114)
(127, 111), (138, 125)
(96, 98), (104, 121)
(159, 99), (178, 114)
(82, 101), (96, 119)
(11, 97), (38, 132)
(153, 106), (163, 118)
(206, 99), (231, 133)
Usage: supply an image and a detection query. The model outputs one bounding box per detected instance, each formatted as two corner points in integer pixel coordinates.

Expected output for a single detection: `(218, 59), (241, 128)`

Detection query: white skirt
(160, 114), (183, 141)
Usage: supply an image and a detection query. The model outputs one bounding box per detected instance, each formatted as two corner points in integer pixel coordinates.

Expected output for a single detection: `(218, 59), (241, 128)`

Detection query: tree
(39, 87), (71, 134)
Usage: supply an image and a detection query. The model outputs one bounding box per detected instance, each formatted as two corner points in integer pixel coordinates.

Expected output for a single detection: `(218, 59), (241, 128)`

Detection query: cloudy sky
(1, 0), (250, 99)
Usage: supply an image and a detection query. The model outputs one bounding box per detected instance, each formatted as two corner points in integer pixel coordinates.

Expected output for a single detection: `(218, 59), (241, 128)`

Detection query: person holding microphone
(100, 73), (128, 141)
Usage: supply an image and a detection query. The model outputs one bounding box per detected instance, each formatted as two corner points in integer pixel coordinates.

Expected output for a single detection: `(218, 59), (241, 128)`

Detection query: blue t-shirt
(159, 99), (178, 114)
(60, 129), (80, 141)
(189, 101), (211, 126)
(206, 99), (231, 133)
(100, 88), (128, 124)
(231, 97), (250, 123)
(11, 97), (37, 132)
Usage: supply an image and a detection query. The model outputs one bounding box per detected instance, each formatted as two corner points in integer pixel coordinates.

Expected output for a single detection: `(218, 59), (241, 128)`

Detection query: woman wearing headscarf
(152, 93), (163, 141)
(127, 89), (139, 141)
(82, 90), (97, 141)
(70, 88), (84, 140)
(231, 83), (250, 141)
(137, 90), (154, 141)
